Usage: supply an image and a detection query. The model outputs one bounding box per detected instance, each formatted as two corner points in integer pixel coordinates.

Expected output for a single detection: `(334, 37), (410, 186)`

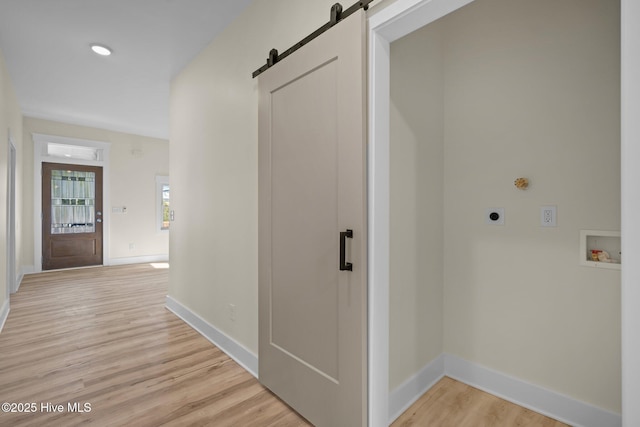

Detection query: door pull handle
(340, 229), (353, 271)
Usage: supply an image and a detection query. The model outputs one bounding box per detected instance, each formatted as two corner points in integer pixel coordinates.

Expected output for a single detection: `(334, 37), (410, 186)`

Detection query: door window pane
(51, 169), (96, 234)
(161, 184), (170, 230)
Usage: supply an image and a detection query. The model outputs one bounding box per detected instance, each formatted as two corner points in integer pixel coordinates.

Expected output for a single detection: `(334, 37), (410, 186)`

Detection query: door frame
(368, 2), (474, 424)
(620, 0), (640, 423)
(33, 133), (111, 272)
(368, 0), (639, 426)
(6, 132), (17, 297)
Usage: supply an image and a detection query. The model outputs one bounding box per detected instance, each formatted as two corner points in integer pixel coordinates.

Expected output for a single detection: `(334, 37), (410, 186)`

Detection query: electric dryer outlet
(486, 208), (505, 226)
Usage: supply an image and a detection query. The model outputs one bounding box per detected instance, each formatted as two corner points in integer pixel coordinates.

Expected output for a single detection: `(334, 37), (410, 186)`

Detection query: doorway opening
(33, 133), (111, 272)
(369, 0), (622, 425)
(6, 135), (17, 297)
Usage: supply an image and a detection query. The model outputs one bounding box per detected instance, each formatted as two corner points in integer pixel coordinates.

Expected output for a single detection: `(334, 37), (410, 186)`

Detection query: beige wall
(369, 0), (402, 14)
(0, 47), (23, 308)
(390, 0), (620, 412)
(22, 117), (169, 266)
(169, 0), (345, 356)
(389, 20), (445, 390)
(170, 0), (620, 413)
(168, 0), (406, 365)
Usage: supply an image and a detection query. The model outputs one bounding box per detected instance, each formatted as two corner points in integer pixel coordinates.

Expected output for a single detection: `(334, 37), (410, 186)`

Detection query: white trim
(388, 355), (445, 424)
(0, 299), (9, 333)
(386, 354), (621, 427)
(165, 296), (258, 378)
(368, 1), (476, 425)
(445, 354), (622, 427)
(15, 266), (34, 294)
(155, 175), (170, 234)
(20, 265), (35, 276)
(108, 255), (169, 266)
(369, 0), (474, 41)
(32, 133), (111, 155)
(32, 133), (111, 272)
(367, 21), (391, 427)
(6, 133), (17, 297)
(621, 0), (640, 424)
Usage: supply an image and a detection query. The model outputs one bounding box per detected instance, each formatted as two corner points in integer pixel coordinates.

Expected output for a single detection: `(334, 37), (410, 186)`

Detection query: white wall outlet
(486, 208), (505, 226)
(541, 205), (557, 227)
(229, 303), (236, 322)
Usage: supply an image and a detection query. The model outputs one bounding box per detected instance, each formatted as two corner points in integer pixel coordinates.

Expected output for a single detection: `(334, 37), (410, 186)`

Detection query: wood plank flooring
(0, 264), (310, 427)
(0, 264), (569, 426)
(392, 376), (569, 427)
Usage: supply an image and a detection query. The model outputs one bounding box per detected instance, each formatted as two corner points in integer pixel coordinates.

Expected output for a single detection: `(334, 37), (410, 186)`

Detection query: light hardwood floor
(0, 264), (311, 427)
(392, 376), (569, 427)
(0, 264), (568, 426)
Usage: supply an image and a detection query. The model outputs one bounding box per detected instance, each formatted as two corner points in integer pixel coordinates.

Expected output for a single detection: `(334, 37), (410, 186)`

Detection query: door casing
(33, 134), (111, 272)
(6, 135), (17, 297)
(368, 2), (476, 423)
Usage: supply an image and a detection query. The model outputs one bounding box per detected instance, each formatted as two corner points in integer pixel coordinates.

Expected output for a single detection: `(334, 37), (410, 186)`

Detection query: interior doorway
(6, 136), (16, 297)
(368, 0), (624, 425)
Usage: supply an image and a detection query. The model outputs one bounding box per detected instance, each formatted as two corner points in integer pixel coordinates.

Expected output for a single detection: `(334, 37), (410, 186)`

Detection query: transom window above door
(46, 142), (104, 161)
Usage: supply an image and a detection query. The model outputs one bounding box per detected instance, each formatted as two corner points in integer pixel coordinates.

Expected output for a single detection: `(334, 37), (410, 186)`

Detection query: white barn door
(258, 9), (367, 427)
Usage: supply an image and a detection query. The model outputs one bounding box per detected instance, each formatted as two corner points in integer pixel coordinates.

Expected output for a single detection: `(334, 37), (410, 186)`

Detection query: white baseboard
(444, 354), (621, 427)
(16, 266), (35, 293)
(388, 353), (621, 427)
(16, 272), (23, 293)
(165, 296), (258, 378)
(0, 299), (9, 333)
(108, 255), (169, 266)
(389, 354), (445, 423)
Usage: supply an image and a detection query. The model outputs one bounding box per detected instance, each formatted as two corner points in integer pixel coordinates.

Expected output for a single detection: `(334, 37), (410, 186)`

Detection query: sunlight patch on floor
(150, 262), (169, 269)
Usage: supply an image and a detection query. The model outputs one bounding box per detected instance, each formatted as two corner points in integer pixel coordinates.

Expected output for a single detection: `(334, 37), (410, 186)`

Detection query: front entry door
(42, 162), (103, 270)
(258, 9), (367, 427)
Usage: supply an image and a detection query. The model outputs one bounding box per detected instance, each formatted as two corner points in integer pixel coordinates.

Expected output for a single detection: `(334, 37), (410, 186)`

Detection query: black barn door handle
(340, 229), (353, 271)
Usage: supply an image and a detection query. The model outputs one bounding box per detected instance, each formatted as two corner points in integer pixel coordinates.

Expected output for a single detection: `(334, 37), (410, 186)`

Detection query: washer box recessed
(579, 230), (621, 270)
(486, 208), (505, 225)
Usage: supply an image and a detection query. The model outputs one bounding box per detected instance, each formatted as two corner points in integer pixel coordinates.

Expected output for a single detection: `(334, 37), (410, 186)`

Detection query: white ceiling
(0, 0), (253, 140)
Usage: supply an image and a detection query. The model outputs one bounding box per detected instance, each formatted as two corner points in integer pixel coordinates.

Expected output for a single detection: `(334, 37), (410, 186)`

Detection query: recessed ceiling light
(90, 44), (112, 56)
